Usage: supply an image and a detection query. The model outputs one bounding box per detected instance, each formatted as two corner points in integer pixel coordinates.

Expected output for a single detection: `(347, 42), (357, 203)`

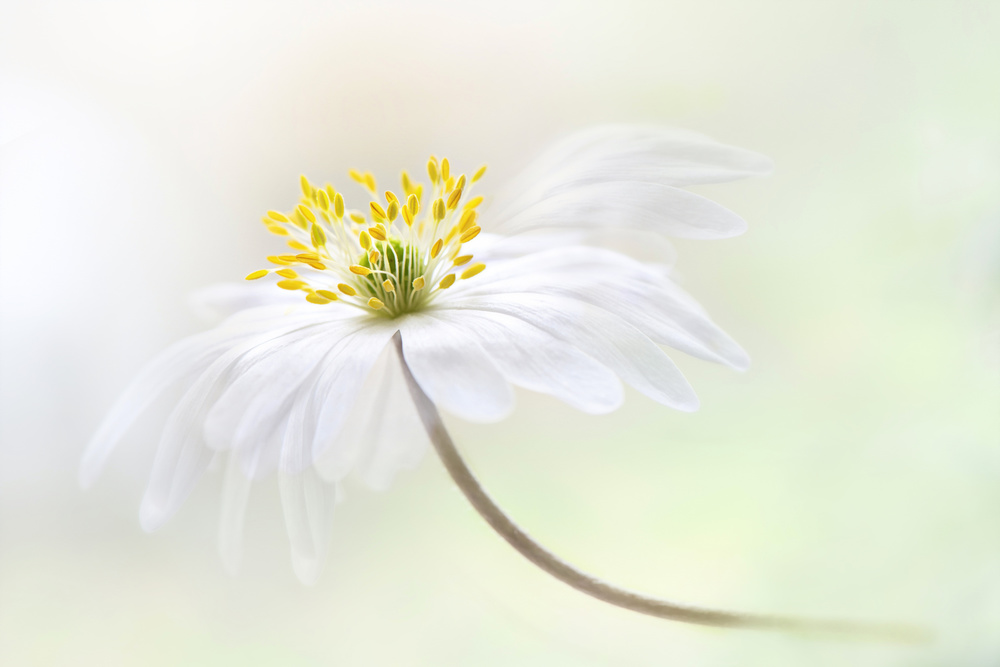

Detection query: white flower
(81, 125), (771, 584)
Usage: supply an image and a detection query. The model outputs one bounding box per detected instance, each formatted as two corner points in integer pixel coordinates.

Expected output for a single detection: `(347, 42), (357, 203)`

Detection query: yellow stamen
(338, 283), (357, 296)
(316, 189), (330, 211)
(385, 190), (398, 204)
(427, 157), (439, 183)
(401, 206), (414, 226)
(459, 226), (481, 243)
(359, 230), (372, 250)
(287, 240), (309, 251)
(368, 226), (387, 241)
(382, 279), (395, 292)
(438, 274), (456, 289)
(463, 195), (483, 210)
(430, 239), (443, 258)
(401, 170), (413, 195)
(275, 268), (297, 278)
(367, 297), (385, 310)
(370, 201), (387, 222)
(267, 210), (290, 223)
(441, 158), (450, 182)
(300, 174), (313, 197)
(334, 193), (345, 218)
(446, 187), (463, 210)
(316, 289), (339, 301)
(369, 249), (381, 264)
(459, 209), (477, 232)
(311, 223), (326, 247)
(454, 174), (467, 192)
(460, 263), (486, 280)
(296, 204), (316, 224)
(268, 255), (292, 265)
(472, 165), (487, 182)
(245, 270), (268, 280)
(453, 254), (473, 266)
(349, 211), (366, 224)
(306, 293), (331, 305)
(407, 193), (419, 216)
(412, 276), (426, 290)
(277, 279), (306, 290)
(386, 200), (399, 222)
(350, 265), (372, 276)
(432, 198), (445, 222)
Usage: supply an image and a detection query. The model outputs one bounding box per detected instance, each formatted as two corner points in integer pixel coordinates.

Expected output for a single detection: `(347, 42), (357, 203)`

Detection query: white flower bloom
(81, 125), (771, 584)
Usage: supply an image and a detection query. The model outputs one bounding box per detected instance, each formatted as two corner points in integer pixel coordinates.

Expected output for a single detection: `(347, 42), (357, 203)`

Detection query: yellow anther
(407, 193), (419, 216)
(460, 263), (486, 280)
(305, 293), (331, 305)
(414, 184), (424, 201)
(287, 240), (309, 251)
(275, 268), (298, 278)
(267, 210), (290, 223)
(369, 249), (381, 264)
(316, 289), (339, 301)
(316, 189), (330, 211)
(359, 230), (372, 250)
(432, 198), (446, 222)
(334, 193), (345, 218)
(296, 252), (320, 261)
(349, 169), (366, 184)
(279, 254), (299, 262)
(296, 204), (316, 224)
(463, 195), (483, 210)
(311, 223), (326, 247)
(350, 265), (371, 276)
(337, 283), (357, 296)
(427, 157), (439, 183)
(325, 184), (336, 202)
(384, 190), (398, 204)
(441, 158), (450, 182)
(268, 255), (292, 265)
(459, 209), (477, 232)
(438, 274), (456, 289)
(401, 205), (414, 226)
(349, 211), (366, 224)
(445, 176), (455, 192)
(386, 200), (399, 222)
(306, 261), (327, 270)
(369, 201), (387, 222)
(412, 276), (426, 290)
(367, 297), (385, 310)
(430, 239), (443, 258)
(447, 187), (463, 210)
(382, 279), (395, 292)
(245, 270), (269, 280)
(364, 172), (376, 193)
(454, 174), (467, 192)
(368, 225), (387, 241)
(401, 170), (413, 195)
(265, 223), (290, 236)
(459, 225), (481, 243)
(453, 254), (473, 266)
(472, 165), (487, 182)
(277, 279), (307, 290)
(300, 174), (313, 197)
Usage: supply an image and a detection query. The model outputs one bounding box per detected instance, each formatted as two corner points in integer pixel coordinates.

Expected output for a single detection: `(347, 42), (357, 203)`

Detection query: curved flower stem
(393, 333), (930, 644)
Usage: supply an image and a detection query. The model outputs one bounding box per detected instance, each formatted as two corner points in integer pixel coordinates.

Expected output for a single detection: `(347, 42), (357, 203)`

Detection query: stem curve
(393, 333), (929, 643)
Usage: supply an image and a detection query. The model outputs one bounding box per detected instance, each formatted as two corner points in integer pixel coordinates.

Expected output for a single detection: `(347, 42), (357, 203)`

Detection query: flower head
(82, 125), (771, 583)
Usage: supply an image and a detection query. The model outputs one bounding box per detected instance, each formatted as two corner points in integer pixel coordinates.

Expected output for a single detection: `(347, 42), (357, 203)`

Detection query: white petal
(278, 466), (338, 585)
(138, 317), (334, 532)
(348, 342), (430, 491)
(495, 181), (748, 240)
(447, 293), (699, 411)
(217, 452), (252, 576)
(189, 281), (300, 323)
(396, 313), (514, 422)
(428, 309), (624, 414)
(457, 246), (749, 370)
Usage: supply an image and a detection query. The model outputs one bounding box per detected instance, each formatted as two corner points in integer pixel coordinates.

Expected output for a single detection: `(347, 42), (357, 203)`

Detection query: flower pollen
(249, 159), (489, 317)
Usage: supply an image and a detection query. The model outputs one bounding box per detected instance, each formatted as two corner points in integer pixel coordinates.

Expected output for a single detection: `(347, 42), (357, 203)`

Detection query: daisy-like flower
(81, 126), (922, 640)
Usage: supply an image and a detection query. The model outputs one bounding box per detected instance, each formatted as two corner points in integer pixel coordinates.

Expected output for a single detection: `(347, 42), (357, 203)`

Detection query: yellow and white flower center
(246, 157), (488, 318)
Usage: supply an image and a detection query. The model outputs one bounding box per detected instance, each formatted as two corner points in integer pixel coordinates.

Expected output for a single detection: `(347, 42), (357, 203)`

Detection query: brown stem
(393, 332), (930, 643)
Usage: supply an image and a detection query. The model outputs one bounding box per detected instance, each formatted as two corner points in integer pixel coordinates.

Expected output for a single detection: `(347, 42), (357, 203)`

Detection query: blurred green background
(1, 1), (998, 665)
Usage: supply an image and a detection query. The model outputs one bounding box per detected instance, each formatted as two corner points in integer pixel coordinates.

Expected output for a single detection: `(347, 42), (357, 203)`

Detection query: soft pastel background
(2, 1), (999, 665)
